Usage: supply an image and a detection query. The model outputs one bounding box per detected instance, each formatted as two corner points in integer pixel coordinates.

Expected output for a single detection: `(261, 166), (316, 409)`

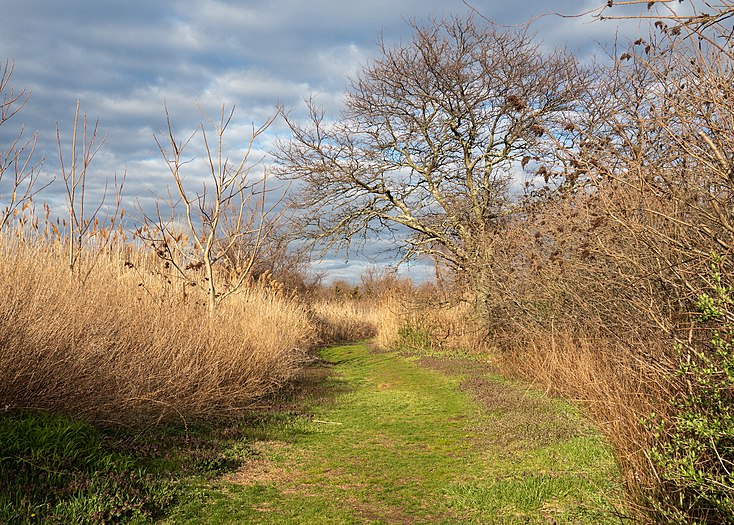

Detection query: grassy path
(164, 343), (623, 524)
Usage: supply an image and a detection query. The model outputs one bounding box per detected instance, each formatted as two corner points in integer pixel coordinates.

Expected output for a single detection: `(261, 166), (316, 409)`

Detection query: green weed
(0, 411), (175, 524)
(644, 254), (734, 523)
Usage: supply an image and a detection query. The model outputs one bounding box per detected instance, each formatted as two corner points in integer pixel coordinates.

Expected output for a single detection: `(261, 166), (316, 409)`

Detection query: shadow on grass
(0, 353), (350, 524)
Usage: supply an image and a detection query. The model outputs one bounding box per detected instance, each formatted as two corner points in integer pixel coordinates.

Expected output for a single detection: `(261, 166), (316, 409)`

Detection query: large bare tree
(275, 16), (588, 286)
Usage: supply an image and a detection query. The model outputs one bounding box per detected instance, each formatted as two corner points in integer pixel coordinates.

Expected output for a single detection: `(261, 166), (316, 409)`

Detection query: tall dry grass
(0, 235), (317, 426)
(308, 299), (377, 345)
(370, 293), (487, 354)
(495, 331), (677, 499)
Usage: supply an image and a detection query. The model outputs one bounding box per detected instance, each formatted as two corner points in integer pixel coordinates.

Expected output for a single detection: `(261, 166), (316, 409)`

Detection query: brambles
(470, 3), (734, 520)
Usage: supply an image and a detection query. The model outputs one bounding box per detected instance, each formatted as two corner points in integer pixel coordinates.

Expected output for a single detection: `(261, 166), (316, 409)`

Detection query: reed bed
(0, 237), (317, 426)
(309, 299), (377, 344)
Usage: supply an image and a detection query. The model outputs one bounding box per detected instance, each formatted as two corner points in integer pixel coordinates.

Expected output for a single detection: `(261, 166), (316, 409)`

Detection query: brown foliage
(476, 5), (734, 520)
(359, 5), (734, 520)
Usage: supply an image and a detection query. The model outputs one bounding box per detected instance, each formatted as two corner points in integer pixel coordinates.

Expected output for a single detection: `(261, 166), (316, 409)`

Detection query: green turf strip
(164, 343), (623, 524)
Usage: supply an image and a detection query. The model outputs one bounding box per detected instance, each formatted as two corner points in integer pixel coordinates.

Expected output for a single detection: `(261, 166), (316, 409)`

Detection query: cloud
(0, 0), (647, 281)
(316, 43), (371, 85)
(201, 69), (311, 109)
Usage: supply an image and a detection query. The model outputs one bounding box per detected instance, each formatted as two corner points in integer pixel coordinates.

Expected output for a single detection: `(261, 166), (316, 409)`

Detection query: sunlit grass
(163, 343), (623, 524)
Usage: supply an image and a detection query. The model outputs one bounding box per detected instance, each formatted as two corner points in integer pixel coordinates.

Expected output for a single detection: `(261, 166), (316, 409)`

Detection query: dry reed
(0, 236), (316, 427)
(494, 330), (677, 501)
(309, 299), (377, 345)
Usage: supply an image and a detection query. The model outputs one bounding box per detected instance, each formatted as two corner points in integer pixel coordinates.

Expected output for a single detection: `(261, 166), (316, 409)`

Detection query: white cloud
(316, 43), (370, 83)
(202, 69), (311, 107)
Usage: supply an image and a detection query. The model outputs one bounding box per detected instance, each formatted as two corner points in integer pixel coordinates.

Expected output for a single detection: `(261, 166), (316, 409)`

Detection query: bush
(646, 256), (734, 524)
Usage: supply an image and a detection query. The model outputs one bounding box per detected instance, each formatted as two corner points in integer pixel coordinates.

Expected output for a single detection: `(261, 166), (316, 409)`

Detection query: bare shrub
(0, 60), (45, 231)
(138, 104), (278, 315)
(478, 2), (734, 520)
(56, 100), (125, 281)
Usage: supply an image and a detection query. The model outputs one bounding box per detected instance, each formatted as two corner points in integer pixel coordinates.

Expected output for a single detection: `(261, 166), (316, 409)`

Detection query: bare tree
(138, 104), (279, 315)
(424, 3), (734, 521)
(275, 16), (588, 301)
(597, 0), (734, 40)
(0, 60), (45, 231)
(57, 100), (124, 279)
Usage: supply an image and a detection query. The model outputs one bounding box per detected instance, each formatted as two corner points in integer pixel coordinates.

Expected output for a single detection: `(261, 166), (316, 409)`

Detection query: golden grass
(309, 299), (377, 344)
(494, 331), (676, 500)
(0, 237), (318, 426)
(370, 295), (487, 354)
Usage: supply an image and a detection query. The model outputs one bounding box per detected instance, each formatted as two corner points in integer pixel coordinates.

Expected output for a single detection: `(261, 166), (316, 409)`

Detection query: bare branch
(142, 104), (279, 314)
(0, 60), (46, 231)
(275, 16), (587, 284)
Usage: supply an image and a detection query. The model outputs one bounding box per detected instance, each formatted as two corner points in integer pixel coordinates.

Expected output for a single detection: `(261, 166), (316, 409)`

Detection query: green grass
(0, 412), (258, 524)
(163, 343), (625, 524)
(0, 411), (175, 524)
(1, 343), (625, 524)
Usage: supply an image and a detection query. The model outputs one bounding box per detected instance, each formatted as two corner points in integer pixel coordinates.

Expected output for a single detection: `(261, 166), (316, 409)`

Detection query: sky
(0, 0), (651, 283)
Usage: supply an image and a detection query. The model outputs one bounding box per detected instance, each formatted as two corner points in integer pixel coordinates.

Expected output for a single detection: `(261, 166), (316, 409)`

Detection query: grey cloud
(1, 0), (637, 282)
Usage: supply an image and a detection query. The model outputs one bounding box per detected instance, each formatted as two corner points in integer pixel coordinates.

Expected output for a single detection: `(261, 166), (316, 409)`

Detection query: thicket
(359, 2), (734, 523)
(480, 4), (734, 522)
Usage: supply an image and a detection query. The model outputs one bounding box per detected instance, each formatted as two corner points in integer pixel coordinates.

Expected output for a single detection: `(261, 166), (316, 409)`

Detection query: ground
(161, 343), (624, 524)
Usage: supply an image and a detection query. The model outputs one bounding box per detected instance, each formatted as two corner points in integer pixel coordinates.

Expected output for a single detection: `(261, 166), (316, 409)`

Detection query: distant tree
(330, 279), (359, 300)
(359, 265), (413, 300)
(217, 214), (322, 296)
(275, 16), (588, 301)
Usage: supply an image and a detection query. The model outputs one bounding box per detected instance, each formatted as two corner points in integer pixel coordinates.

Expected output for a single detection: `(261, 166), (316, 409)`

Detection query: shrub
(646, 256), (734, 524)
